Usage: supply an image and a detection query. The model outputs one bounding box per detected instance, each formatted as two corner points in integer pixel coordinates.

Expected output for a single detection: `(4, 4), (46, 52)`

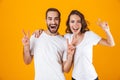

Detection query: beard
(47, 24), (59, 34)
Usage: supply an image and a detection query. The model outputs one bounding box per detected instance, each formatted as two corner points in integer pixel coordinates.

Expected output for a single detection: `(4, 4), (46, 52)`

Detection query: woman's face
(69, 14), (82, 35)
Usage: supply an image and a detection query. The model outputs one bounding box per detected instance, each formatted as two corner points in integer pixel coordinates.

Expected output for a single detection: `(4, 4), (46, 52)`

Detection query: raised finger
(22, 29), (26, 36)
(27, 30), (30, 38)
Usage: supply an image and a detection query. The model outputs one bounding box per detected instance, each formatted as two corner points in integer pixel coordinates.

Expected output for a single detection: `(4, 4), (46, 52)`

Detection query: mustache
(49, 24), (58, 26)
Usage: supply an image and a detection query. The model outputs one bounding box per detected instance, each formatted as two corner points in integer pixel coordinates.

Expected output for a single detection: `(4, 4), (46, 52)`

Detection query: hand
(67, 39), (76, 57)
(97, 18), (110, 31)
(22, 30), (30, 47)
(33, 29), (43, 38)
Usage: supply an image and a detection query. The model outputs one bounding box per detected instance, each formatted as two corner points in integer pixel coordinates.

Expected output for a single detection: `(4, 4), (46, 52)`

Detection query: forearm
(23, 45), (33, 64)
(98, 20), (115, 46)
(104, 29), (115, 46)
(63, 54), (74, 73)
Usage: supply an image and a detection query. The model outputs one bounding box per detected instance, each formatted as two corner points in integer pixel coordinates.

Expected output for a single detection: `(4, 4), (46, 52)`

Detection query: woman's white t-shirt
(64, 31), (101, 80)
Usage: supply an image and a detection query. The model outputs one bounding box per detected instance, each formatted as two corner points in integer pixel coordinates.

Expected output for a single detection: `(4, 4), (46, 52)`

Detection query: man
(22, 8), (75, 80)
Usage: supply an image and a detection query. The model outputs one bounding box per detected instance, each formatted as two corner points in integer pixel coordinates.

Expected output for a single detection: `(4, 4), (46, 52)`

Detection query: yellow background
(0, 0), (120, 80)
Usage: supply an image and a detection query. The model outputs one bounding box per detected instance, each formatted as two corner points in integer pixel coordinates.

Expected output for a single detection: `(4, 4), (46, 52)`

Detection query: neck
(45, 30), (58, 36)
(73, 32), (82, 38)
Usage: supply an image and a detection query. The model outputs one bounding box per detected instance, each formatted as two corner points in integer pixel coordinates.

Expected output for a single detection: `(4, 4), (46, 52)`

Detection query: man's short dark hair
(46, 8), (61, 20)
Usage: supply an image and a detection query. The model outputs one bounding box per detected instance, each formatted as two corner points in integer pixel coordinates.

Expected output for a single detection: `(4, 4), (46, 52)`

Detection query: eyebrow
(47, 17), (59, 19)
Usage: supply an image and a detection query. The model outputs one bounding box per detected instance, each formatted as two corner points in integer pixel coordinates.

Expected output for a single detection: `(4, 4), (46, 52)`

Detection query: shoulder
(30, 34), (35, 39)
(85, 31), (97, 36)
(85, 31), (101, 43)
(57, 34), (66, 41)
(64, 33), (72, 38)
(85, 30), (93, 34)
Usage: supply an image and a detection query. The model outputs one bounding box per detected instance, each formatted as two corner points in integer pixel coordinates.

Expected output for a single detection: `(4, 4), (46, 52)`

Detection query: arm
(63, 53), (74, 73)
(23, 45), (33, 65)
(63, 39), (75, 73)
(22, 30), (33, 65)
(97, 20), (115, 47)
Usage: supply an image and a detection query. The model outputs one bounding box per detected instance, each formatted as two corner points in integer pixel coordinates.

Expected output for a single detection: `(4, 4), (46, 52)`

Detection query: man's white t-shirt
(30, 31), (67, 80)
(64, 31), (101, 80)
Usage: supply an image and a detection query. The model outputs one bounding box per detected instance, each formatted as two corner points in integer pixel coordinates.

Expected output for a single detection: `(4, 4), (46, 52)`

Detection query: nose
(74, 22), (78, 26)
(51, 19), (55, 24)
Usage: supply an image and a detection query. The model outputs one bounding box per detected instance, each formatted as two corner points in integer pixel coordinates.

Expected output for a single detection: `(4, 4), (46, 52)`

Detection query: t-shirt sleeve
(64, 34), (67, 39)
(30, 34), (36, 55)
(64, 33), (72, 44)
(89, 31), (101, 45)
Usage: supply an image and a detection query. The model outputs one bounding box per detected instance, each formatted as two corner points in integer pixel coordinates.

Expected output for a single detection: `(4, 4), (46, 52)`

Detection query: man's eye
(55, 18), (59, 20)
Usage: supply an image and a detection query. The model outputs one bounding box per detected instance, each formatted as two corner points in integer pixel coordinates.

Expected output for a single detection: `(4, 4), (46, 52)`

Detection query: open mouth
(50, 24), (57, 29)
(51, 26), (56, 29)
(73, 27), (79, 31)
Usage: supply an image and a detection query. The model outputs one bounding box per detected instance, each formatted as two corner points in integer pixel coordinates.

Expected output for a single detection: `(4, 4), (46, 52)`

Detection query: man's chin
(49, 29), (57, 33)
(51, 31), (57, 34)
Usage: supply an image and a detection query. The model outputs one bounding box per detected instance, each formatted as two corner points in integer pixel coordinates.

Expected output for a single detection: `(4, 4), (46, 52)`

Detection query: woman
(64, 10), (115, 80)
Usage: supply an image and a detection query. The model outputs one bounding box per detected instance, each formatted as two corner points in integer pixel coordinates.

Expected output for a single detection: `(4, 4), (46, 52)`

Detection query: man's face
(46, 11), (60, 34)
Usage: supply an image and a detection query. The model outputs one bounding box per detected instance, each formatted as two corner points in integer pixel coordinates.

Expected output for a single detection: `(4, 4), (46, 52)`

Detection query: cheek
(46, 21), (50, 24)
(55, 21), (59, 25)
(70, 26), (74, 32)
(69, 23), (73, 27)
(57, 21), (60, 24)
(78, 24), (82, 28)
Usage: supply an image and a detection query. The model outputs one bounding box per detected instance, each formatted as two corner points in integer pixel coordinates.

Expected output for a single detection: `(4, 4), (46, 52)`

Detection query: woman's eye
(71, 20), (74, 23)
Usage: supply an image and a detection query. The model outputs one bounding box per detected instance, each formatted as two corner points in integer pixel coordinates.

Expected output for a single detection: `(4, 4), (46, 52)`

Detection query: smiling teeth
(73, 28), (79, 30)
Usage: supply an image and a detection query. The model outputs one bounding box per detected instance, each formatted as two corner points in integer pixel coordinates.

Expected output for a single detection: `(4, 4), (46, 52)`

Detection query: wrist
(104, 29), (111, 33)
(67, 54), (74, 59)
(24, 45), (30, 49)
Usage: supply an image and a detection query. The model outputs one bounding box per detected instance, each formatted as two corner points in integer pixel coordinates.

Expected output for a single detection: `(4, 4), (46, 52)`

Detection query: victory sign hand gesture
(22, 30), (30, 47)
(67, 38), (76, 56)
